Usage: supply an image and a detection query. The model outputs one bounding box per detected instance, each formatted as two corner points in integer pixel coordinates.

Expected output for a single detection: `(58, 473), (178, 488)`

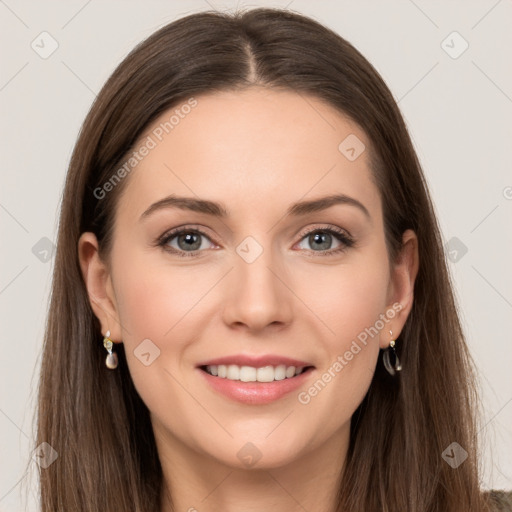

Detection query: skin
(79, 87), (419, 512)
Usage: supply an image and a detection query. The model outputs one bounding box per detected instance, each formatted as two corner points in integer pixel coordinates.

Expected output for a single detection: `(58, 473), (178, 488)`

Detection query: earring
(103, 330), (118, 369)
(383, 330), (402, 376)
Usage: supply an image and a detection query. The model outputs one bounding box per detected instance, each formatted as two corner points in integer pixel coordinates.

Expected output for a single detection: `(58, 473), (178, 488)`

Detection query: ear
(78, 232), (123, 342)
(381, 229), (419, 348)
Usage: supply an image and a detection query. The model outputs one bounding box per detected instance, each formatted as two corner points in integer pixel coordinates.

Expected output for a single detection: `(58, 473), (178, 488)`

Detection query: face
(82, 87), (414, 471)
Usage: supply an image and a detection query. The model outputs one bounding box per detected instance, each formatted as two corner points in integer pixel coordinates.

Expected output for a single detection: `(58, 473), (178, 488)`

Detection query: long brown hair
(34, 7), (492, 511)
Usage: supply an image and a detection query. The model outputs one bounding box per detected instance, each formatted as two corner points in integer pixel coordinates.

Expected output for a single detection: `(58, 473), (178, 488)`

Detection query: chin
(202, 434), (309, 471)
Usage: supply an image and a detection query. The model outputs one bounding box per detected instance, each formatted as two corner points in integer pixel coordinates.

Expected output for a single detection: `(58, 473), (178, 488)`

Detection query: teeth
(226, 365), (239, 380)
(205, 364), (307, 382)
(274, 365), (286, 381)
(240, 366), (257, 382)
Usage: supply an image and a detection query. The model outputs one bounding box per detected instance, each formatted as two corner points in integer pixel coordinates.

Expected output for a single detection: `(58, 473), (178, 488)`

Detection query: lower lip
(198, 367), (315, 405)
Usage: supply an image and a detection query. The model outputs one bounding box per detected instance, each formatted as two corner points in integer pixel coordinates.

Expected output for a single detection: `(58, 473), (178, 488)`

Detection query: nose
(221, 241), (294, 333)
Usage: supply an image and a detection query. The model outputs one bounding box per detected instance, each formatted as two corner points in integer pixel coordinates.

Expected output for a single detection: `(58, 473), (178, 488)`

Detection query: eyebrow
(140, 193), (371, 221)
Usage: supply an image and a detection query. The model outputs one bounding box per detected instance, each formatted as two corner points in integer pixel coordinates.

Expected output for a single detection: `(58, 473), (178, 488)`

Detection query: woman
(34, 7), (511, 511)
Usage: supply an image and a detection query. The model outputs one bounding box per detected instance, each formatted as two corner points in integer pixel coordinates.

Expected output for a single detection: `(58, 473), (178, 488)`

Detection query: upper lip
(197, 355), (314, 368)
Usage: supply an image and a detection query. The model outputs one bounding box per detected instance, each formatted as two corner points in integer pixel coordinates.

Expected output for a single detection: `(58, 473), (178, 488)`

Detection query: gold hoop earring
(103, 330), (118, 370)
(383, 330), (402, 376)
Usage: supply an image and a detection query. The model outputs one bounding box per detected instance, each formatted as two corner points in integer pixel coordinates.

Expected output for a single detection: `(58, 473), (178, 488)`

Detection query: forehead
(116, 87), (381, 225)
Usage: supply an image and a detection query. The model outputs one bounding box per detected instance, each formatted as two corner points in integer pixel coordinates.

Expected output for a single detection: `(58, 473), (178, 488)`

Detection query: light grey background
(1, 0), (511, 510)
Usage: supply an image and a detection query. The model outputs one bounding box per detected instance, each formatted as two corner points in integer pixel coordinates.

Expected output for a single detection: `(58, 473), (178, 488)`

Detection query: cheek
(295, 252), (389, 410)
(111, 254), (208, 423)
(303, 254), (390, 345)
(108, 248), (194, 382)
(112, 249), (209, 342)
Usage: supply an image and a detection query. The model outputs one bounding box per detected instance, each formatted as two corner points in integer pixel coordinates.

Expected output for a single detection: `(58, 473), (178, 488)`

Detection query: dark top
(486, 490), (512, 511)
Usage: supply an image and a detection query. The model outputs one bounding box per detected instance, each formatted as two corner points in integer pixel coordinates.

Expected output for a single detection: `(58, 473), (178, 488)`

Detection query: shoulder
(484, 490), (512, 511)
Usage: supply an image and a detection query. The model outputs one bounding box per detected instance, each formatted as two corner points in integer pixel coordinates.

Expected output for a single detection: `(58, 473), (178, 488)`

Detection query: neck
(156, 422), (349, 512)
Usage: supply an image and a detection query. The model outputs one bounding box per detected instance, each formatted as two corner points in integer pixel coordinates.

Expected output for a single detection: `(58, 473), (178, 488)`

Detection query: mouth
(199, 364), (314, 382)
(196, 358), (316, 405)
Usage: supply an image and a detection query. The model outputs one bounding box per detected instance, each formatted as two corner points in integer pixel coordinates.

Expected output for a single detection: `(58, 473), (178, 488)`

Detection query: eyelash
(156, 224), (355, 258)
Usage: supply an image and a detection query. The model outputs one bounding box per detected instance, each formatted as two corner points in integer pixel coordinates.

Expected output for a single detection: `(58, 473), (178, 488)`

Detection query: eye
(157, 224), (355, 258)
(295, 225), (355, 256)
(158, 226), (216, 257)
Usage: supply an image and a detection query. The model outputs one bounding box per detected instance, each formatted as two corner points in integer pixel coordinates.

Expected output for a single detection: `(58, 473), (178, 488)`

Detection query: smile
(202, 364), (310, 382)
(198, 363), (315, 405)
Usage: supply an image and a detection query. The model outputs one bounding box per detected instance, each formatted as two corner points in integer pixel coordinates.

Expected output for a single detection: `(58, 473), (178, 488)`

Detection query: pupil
(311, 232), (331, 250)
(179, 233), (201, 251)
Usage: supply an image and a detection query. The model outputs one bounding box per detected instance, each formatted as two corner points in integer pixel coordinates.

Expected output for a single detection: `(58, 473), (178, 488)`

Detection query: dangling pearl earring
(383, 329), (402, 376)
(103, 330), (118, 369)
